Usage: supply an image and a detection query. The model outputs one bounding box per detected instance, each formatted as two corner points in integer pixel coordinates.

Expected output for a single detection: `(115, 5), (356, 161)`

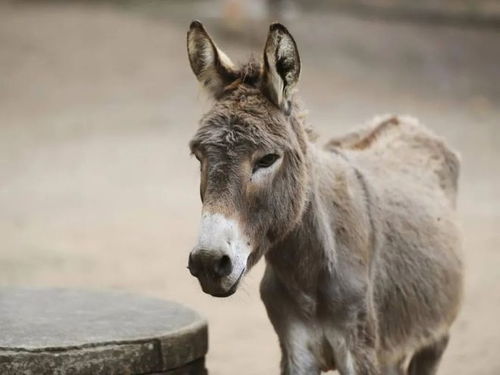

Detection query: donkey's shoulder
(325, 115), (461, 205)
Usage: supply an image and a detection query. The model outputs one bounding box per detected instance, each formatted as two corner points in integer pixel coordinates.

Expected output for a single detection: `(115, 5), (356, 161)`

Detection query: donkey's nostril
(188, 253), (199, 277)
(214, 254), (233, 278)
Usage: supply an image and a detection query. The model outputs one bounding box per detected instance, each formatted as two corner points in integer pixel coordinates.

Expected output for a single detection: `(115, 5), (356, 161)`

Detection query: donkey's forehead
(190, 89), (289, 151)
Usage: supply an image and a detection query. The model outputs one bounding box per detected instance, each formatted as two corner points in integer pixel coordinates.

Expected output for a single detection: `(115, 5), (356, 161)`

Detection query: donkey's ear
(187, 20), (237, 99)
(262, 23), (301, 114)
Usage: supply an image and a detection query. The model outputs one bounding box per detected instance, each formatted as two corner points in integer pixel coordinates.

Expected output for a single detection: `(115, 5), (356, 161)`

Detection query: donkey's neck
(265, 146), (338, 287)
(265, 144), (372, 299)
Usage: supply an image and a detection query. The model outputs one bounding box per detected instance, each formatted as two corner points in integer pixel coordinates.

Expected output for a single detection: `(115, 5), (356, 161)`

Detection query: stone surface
(0, 288), (208, 375)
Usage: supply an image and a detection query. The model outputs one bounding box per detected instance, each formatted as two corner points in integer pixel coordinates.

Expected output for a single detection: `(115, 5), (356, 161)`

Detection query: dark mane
(222, 57), (262, 94)
(238, 58), (262, 86)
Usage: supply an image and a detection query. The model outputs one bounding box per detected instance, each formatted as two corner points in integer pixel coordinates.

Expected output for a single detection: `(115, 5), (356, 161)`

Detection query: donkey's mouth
(209, 268), (246, 298)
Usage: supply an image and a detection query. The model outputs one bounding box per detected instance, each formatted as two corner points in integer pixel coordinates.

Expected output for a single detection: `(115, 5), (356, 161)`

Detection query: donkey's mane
(237, 58), (262, 86)
(221, 57), (262, 94)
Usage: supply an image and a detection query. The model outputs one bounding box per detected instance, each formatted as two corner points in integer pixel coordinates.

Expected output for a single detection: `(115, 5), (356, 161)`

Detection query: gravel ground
(0, 1), (499, 374)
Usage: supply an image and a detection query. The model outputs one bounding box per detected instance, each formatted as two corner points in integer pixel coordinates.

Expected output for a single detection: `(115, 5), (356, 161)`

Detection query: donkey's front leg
(278, 323), (321, 375)
(260, 269), (321, 375)
(336, 341), (380, 375)
(326, 307), (380, 375)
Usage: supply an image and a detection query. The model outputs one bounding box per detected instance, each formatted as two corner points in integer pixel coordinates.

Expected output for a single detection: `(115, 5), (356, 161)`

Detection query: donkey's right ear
(187, 21), (237, 99)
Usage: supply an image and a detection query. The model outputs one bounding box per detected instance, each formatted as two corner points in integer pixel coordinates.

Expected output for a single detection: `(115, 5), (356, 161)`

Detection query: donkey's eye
(254, 154), (280, 172)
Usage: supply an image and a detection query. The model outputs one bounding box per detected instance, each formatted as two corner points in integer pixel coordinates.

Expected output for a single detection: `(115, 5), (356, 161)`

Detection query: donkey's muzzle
(189, 213), (250, 297)
(188, 250), (233, 279)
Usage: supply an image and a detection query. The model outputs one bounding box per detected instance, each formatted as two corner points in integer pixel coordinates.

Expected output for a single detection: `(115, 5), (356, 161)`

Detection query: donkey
(186, 21), (463, 375)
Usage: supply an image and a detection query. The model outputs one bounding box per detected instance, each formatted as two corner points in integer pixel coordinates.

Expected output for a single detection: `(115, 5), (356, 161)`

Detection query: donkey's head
(187, 21), (310, 297)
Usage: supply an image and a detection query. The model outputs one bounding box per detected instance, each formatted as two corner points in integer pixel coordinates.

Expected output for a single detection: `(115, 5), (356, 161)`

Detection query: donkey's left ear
(262, 23), (301, 114)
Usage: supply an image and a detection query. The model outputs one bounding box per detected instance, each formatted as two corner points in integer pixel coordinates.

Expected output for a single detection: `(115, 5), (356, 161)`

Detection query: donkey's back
(327, 115), (463, 369)
(327, 115), (460, 206)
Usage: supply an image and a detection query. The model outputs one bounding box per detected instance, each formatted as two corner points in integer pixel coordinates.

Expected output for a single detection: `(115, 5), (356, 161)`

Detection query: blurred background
(1, 0), (499, 374)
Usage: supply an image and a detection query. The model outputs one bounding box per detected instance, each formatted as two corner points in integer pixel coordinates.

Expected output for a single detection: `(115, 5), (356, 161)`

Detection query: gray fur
(187, 22), (463, 375)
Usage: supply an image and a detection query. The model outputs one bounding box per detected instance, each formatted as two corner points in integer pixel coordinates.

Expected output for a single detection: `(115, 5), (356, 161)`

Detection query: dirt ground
(0, 1), (499, 374)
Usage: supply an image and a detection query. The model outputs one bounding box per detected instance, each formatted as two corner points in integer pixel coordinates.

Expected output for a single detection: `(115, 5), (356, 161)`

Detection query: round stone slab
(0, 288), (208, 375)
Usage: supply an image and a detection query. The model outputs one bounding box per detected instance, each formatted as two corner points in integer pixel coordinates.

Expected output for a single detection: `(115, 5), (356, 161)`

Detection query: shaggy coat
(186, 21), (463, 375)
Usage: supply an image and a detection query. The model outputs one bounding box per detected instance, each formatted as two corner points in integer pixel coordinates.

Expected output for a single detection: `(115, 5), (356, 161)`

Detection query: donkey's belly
(355, 146), (464, 360)
(372, 215), (463, 360)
